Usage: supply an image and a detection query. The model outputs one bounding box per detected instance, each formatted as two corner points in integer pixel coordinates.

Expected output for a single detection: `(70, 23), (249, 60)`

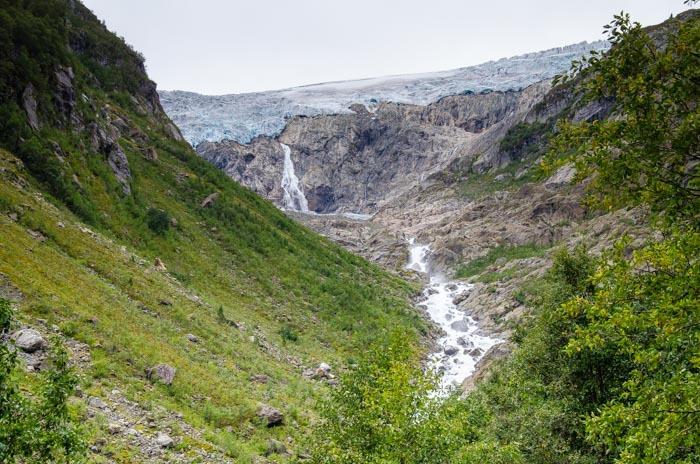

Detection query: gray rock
(443, 345), (459, 356)
(107, 143), (132, 195)
(264, 439), (288, 456)
(469, 347), (484, 357)
(87, 396), (107, 409)
(22, 84), (40, 131)
(185, 333), (199, 343)
(10, 329), (45, 353)
(257, 404), (284, 427)
(449, 318), (470, 332)
(545, 163), (576, 189)
(155, 432), (174, 448)
(200, 192), (219, 208)
(54, 66), (77, 123)
(107, 422), (123, 435)
(146, 363), (176, 385)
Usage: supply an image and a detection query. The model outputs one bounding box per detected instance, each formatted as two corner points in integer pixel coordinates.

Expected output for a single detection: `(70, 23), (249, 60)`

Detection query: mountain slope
(0, 1), (422, 462)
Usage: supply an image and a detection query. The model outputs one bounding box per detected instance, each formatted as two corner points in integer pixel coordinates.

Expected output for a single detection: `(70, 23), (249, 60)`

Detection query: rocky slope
(197, 82), (552, 214)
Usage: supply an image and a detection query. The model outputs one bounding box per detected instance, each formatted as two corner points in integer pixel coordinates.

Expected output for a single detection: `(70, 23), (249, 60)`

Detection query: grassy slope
(0, 2), (422, 461)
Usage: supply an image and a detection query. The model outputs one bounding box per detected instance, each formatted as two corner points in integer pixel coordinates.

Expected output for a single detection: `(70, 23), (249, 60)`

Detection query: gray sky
(81, 1), (689, 95)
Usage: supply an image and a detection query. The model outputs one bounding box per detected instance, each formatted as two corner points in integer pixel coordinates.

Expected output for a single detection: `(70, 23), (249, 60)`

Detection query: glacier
(159, 41), (609, 147)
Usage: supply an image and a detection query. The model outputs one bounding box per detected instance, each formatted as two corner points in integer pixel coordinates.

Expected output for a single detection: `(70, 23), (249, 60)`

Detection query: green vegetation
(498, 121), (549, 159)
(455, 243), (549, 279)
(308, 6), (699, 464)
(307, 331), (472, 463)
(0, 298), (85, 463)
(0, 1), (423, 461)
(146, 207), (171, 235)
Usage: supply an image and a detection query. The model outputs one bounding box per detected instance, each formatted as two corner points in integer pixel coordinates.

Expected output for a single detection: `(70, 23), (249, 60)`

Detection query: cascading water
(280, 143), (309, 212)
(406, 239), (500, 391)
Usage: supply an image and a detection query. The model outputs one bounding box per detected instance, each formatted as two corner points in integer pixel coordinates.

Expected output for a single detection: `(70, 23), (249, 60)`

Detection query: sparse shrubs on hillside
(499, 121), (549, 160)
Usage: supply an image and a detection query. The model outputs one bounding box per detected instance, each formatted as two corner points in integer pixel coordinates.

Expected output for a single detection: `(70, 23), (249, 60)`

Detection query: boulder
(257, 404), (284, 427)
(264, 439), (288, 456)
(155, 432), (174, 448)
(443, 345), (459, 356)
(154, 257), (167, 271)
(450, 318), (470, 332)
(200, 192), (219, 208)
(10, 328), (46, 353)
(146, 363), (176, 385)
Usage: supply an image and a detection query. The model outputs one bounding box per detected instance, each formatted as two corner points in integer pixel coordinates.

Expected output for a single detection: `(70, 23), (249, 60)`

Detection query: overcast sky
(81, 1), (689, 95)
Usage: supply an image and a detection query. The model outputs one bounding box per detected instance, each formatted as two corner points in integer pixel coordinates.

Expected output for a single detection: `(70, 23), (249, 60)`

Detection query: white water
(406, 239), (500, 391)
(280, 143), (310, 212)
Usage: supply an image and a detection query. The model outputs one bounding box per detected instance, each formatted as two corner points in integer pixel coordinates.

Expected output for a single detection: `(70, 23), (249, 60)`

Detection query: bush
(279, 325), (299, 343)
(0, 298), (85, 463)
(146, 207), (170, 235)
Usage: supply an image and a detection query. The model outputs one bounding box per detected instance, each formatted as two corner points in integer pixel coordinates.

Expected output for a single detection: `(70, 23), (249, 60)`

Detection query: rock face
(54, 66), (77, 125)
(197, 83), (550, 214)
(22, 84), (40, 131)
(11, 328), (46, 353)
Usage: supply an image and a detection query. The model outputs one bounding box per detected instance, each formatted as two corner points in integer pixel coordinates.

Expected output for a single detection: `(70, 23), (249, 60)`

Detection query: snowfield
(160, 41), (608, 147)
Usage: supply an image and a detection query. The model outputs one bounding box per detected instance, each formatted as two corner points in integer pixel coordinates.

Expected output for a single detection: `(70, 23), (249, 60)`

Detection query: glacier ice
(160, 41), (609, 147)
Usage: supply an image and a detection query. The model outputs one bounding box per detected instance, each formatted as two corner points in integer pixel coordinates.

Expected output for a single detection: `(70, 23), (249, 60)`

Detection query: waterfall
(280, 143), (309, 212)
(406, 239), (501, 391)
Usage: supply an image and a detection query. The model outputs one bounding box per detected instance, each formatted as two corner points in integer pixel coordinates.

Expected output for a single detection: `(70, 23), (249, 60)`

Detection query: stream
(406, 239), (500, 390)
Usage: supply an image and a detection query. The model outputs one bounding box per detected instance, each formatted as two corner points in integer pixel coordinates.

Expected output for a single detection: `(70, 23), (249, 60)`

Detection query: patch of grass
(455, 243), (549, 279)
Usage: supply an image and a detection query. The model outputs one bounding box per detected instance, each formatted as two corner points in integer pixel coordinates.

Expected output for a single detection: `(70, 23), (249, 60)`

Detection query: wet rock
(10, 329), (46, 353)
(469, 347), (484, 357)
(443, 345), (459, 356)
(456, 337), (473, 348)
(257, 405), (284, 427)
(146, 363), (176, 385)
(452, 290), (470, 305)
(450, 318), (470, 332)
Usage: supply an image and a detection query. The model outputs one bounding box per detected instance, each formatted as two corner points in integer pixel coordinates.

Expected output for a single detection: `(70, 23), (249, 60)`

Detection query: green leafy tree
(0, 298), (85, 462)
(306, 330), (473, 464)
(550, 10), (700, 228)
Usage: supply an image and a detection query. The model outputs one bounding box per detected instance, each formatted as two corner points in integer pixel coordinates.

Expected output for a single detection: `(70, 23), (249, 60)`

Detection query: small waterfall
(406, 239), (501, 391)
(280, 143), (309, 212)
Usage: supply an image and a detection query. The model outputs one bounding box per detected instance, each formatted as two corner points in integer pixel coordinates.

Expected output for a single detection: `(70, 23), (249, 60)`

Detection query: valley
(0, 2), (697, 463)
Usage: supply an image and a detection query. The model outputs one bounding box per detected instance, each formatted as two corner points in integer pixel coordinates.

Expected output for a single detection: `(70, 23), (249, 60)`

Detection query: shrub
(146, 207), (170, 235)
(0, 298), (85, 462)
